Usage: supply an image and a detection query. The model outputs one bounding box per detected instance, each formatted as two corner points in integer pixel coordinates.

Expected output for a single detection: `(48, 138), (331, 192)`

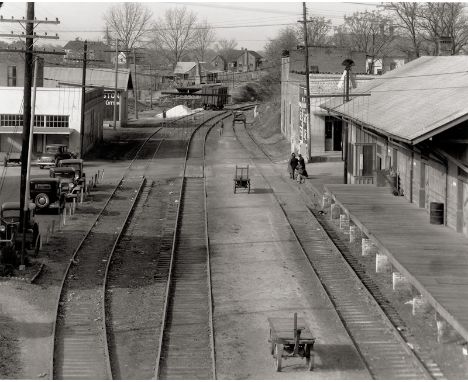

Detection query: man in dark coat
(288, 153), (298, 179)
(298, 154), (308, 178)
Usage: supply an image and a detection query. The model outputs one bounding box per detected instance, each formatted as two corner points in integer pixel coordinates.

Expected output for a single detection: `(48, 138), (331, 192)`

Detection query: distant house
(173, 62), (219, 85)
(320, 56), (468, 236)
(235, 49), (263, 72)
(63, 39), (112, 64)
(211, 49), (263, 72)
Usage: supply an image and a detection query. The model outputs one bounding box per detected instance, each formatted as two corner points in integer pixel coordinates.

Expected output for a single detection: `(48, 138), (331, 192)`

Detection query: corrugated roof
(320, 56), (468, 144)
(44, 66), (132, 91)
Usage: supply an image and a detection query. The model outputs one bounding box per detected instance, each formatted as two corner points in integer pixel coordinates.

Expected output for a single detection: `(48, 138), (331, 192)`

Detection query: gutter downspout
(410, 151), (414, 203)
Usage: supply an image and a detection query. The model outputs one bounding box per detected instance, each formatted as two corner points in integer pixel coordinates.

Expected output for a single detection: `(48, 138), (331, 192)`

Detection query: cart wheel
(275, 344), (283, 372)
(269, 330), (275, 355)
(305, 344), (314, 371)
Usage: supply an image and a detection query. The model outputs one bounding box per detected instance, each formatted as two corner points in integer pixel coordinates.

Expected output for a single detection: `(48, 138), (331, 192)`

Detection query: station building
(321, 56), (468, 237)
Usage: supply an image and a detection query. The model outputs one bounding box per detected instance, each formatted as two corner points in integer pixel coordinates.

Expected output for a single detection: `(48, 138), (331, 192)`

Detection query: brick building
(281, 47), (374, 158)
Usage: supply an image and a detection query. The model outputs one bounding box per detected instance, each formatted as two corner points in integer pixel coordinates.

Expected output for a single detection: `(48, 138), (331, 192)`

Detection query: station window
(45, 115), (69, 128)
(7, 66), (16, 87)
(0, 114), (23, 126)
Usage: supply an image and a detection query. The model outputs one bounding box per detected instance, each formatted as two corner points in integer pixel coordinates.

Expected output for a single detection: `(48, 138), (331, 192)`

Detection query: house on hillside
(236, 49), (263, 72)
(173, 61), (220, 85)
(320, 55), (468, 237)
(211, 49), (263, 72)
(281, 46), (374, 159)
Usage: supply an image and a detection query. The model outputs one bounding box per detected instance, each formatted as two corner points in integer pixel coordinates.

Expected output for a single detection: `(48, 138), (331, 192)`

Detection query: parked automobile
(30, 178), (66, 213)
(3, 152), (21, 167)
(36, 144), (76, 169)
(0, 202), (40, 255)
(57, 159), (86, 189)
(233, 111), (246, 122)
(49, 167), (81, 196)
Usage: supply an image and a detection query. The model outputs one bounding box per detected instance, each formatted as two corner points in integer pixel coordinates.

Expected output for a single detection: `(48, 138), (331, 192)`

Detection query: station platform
(324, 184), (468, 343)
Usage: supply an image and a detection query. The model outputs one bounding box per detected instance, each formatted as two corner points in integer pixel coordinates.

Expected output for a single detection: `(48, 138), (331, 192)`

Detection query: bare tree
(104, 3), (153, 52)
(152, 6), (198, 68)
(297, 16), (332, 46)
(418, 2), (468, 55)
(263, 27), (299, 78)
(341, 10), (395, 72)
(387, 2), (423, 58)
(215, 39), (238, 54)
(192, 20), (216, 61)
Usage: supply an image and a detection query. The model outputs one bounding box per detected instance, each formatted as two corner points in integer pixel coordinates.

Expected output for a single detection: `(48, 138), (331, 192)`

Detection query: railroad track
(232, 123), (437, 379)
(50, 108), (250, 380)
(154, 112), (231, 379)
(51, 126), (167, 379)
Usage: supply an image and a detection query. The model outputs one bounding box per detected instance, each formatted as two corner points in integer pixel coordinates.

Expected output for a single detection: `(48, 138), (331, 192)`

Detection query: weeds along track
(50, 126), (166, 379)
(232, 124), (434, 379)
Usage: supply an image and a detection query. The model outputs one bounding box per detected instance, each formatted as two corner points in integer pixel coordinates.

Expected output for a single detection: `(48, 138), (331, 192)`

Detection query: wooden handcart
(233, 165), (250, 194)
(268, 313), (316, 372)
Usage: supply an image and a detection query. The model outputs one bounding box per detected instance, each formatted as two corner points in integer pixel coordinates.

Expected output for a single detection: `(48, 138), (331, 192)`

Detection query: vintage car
(30, 178), (66, 213)
(57, 159), (86, 188)
(233, 111), (247, 124)
(49, 167), (81, 196)
(36, 144), (76, 169)
(3, 152), (21, 167)
(0, 202), (40, 255)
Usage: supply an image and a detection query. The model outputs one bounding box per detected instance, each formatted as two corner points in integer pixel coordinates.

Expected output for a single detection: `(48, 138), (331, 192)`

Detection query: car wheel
(39, 165), (44, 169)
(35, 193), (50, 209)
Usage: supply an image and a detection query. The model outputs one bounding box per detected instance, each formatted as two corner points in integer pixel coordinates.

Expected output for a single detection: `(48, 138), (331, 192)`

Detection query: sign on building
(104, 91), (120, 121)
(299, 85), (308, 143)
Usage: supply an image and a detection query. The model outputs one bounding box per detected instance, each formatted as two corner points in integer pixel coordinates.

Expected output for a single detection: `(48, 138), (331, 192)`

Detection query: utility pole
(133, 48), (138, 120)
(80, 40), (87, 158)
(0, 3), (61, 268)
(149, 64), (153, 109)
(113, 39), (119, 130)
(302, 2), (312, 162)
(342, 59), (353, 184)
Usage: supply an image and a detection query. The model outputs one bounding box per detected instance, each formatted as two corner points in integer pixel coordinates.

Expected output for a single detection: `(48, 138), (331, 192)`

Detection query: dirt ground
(1, 102), (467, 379)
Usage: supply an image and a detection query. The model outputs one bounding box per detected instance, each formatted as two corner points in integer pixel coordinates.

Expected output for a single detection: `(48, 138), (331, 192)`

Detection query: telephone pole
(113, 39), (118, 130)
(133, 48), (138, 120)
(0, 2), (61, 268)
(302, 2), (312, 162)
(81, 40), (87, 157)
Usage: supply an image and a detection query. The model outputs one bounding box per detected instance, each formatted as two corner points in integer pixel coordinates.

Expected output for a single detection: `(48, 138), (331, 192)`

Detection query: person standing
(219, 120), (224, 136)
(298, 154), (308, 178)
(288, 153), (298, 179)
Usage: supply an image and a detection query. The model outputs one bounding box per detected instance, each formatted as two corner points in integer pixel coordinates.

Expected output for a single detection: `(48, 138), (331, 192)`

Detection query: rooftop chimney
(437, 36), (453, 56)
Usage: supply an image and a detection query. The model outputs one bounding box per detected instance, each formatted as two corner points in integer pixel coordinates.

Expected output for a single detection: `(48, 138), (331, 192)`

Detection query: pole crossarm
(0, 17), (60, 24)
(309, 93), (371, 98)
(0, 33), (59, 39)
(0, 48), (65, 55)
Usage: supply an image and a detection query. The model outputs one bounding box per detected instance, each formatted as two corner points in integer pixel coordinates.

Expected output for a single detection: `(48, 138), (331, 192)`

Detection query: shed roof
(44, 66), (132, 91)
(320, 56), (468, 144)
(173, 61), (217, 75)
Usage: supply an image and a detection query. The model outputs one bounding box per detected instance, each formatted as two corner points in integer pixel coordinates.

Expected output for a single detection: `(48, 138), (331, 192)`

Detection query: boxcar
(201, 85), (228, 110)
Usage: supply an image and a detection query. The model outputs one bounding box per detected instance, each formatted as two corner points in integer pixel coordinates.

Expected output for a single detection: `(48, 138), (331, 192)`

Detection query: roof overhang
(0, 127), (71, 135)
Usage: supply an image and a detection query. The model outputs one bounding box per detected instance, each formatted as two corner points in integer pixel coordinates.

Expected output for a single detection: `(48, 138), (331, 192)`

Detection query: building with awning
(44, 66), (133, 125)
(0, 86), (104, 157)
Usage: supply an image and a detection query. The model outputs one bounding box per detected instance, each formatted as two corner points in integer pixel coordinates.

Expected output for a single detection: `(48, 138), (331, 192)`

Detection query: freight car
(198, 84), (229, 110)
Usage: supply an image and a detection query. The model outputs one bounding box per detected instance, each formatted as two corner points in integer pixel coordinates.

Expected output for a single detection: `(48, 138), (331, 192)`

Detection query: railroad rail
(50, 107), (252, 380)
(232, 123), (437, 379)
(50, 125), (167, 379)
(154, 111), (233, 379)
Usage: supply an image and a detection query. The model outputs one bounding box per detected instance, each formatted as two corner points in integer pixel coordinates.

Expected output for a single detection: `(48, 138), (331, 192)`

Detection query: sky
(0, 1), (382, 51)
